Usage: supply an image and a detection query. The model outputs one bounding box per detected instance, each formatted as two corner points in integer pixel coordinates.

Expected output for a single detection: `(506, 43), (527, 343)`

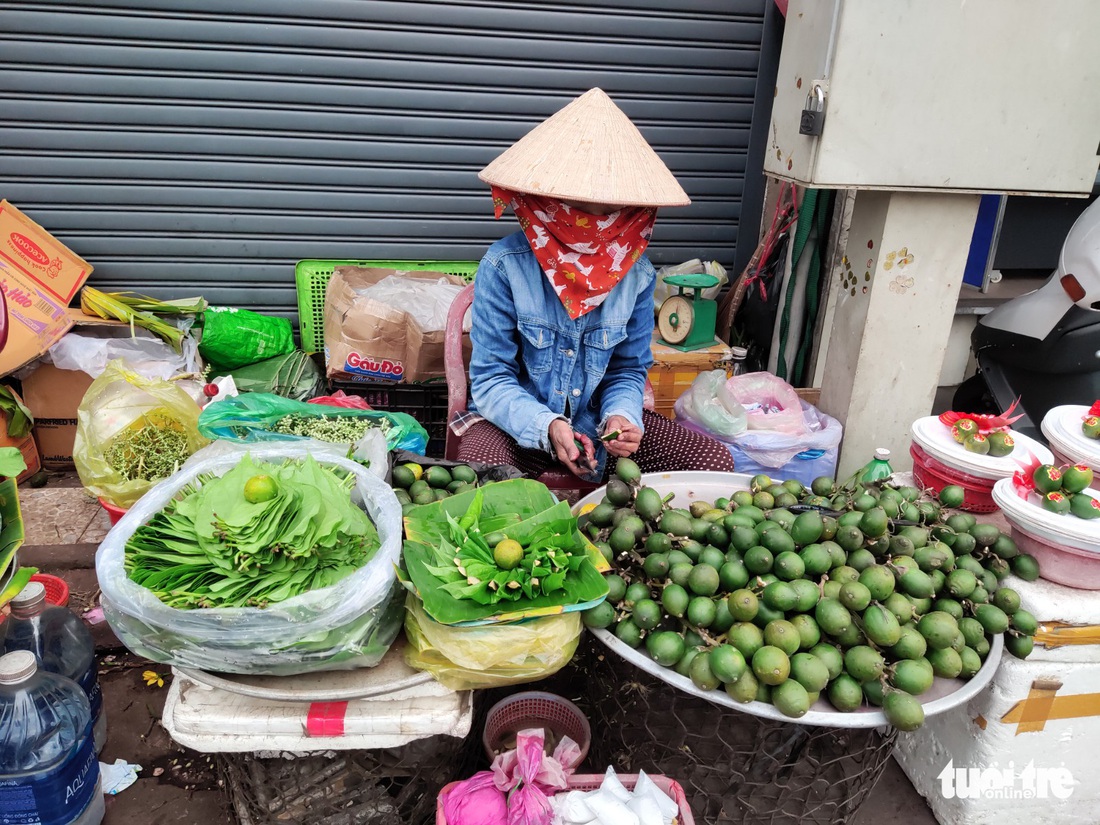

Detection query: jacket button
(572, 388), (581, 397)
(566, 349), (575, 357)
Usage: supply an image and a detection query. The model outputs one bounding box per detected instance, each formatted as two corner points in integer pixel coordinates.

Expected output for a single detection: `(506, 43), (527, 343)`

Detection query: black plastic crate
(331, 379), (448, 457)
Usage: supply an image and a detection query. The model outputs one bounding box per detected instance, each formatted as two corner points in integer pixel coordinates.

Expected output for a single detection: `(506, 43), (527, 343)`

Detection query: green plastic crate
(295, 259), (478, 354)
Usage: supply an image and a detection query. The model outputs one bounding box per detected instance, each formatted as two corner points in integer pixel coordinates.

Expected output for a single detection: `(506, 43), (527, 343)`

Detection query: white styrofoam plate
(1041, 404), (1100, 468)
(992, 477), (1100, 554)
(174, 638), (438, 702)
(911, 416), (1053, 481)
(575, 471), (1007, 729)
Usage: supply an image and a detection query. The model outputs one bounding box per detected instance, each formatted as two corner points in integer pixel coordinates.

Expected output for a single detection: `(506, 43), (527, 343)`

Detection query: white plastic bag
(672, 370), (747, 438)
(49, 328), (202, 381)
(96, 442), (404, 674)
(653, 259), (728, 310)
(355, 275), (468, 333)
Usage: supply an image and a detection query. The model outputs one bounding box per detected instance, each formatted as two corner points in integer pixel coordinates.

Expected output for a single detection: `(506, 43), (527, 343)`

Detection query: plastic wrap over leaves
(96, 442), (404, 674)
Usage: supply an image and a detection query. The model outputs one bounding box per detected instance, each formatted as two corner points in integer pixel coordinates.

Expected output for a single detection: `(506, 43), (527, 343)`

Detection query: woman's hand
(602, 415), (642, 457)
(548, 419), (596, 477)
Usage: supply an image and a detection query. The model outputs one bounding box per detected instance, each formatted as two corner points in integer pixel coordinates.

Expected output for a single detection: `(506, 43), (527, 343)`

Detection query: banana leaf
(0, 565), (36, 609)
(0, 478), (24, 583)
(403, 479), (556, 545)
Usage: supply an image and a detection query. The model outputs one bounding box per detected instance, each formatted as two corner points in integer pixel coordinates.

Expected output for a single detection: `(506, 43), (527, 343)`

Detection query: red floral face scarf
(492, 186), (657, 319)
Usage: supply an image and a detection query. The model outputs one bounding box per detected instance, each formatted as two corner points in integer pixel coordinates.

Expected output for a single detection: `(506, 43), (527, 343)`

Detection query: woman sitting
(456, 89), (736, 480)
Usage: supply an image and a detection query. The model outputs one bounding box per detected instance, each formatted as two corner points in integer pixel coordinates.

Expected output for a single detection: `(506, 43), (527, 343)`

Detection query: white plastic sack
(96, 442), (404, 675)
(653, 259), (728, 309)
(672, 369), (747, 438)
(354, 275), (468, 333)
(49, 328), (202, 381)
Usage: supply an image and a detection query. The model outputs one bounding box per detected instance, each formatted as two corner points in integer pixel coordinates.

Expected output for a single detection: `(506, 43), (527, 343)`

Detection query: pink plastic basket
(910, 443), (998, 513)
(436, 773), (695, 825)
(482, 691), (591, 767)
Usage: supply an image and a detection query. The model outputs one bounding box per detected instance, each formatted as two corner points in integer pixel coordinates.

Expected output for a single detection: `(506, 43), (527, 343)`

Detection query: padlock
(799, 84), (826, 136)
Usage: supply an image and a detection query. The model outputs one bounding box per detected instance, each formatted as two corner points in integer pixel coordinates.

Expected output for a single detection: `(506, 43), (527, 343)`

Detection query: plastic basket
(330, 378), (449, 457)
(98, 497), (128, 526)
(482, 691), (591, 768)
(295, 259), (479, 354)
(910, 442), (998, 513)
(436, 772), (695, 825)
(29, 573), (70, 608)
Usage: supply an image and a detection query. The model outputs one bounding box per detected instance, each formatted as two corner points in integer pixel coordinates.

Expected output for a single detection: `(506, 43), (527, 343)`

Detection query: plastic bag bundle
(197, 392), (429, 454)
(403, 596), (581, 690)
(96, 442), (405, 675)
(672, 369), (747, 438)
(724, 371), (808, 435)
(355, 275), (469, 333)
(74, 360), (209, 508)
(199, 307), (295, 371)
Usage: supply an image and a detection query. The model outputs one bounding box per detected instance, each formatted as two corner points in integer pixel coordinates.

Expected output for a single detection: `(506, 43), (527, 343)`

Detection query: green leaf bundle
(124, 454), (379, 609)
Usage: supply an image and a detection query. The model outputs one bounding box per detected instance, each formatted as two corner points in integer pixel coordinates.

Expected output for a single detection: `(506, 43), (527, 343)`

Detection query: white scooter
(954, 196), (1100, 442)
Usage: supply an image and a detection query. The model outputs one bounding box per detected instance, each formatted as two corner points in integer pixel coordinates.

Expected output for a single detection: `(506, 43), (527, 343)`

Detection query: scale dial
(658, 295), (694, 344)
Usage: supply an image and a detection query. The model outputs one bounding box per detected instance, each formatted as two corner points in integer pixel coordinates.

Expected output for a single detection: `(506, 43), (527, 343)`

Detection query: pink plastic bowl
(1009, 522), (1100, 590)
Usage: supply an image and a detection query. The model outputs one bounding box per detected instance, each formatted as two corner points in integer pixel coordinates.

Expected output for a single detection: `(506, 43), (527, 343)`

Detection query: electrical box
(765, 0), (1100, 196)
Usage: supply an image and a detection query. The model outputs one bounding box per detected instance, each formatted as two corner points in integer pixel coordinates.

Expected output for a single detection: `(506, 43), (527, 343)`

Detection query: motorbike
(954, 196), (1100, 443)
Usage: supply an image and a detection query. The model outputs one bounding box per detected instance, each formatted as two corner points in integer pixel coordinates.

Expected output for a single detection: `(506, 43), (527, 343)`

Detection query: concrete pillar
(817, 190), (982, 476)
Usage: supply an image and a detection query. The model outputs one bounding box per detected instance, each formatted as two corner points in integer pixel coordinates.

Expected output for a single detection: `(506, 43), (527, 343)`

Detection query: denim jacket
(468, 231), (656, 477)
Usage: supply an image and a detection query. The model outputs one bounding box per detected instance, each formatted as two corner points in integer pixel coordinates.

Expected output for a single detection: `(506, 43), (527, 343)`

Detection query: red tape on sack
(306, 702), (349, 737)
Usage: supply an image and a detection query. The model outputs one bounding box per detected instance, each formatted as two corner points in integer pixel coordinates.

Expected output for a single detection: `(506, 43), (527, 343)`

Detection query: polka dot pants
(457, 409), (736, 477)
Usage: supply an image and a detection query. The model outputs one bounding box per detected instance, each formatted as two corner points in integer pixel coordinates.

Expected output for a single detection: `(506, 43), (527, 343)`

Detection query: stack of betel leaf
(124, 454), (380, 609)
(398, 479), (610, 688)
(579, 463), (1039, 730)
(401, 479), (609, 622)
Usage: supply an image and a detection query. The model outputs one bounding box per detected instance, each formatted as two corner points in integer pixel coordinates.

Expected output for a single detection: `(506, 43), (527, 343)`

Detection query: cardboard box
(0, 387), (41, 483)
(20, 362), (93, 470)
(324, 267), (468, 383)
(0, 201), (93, 377)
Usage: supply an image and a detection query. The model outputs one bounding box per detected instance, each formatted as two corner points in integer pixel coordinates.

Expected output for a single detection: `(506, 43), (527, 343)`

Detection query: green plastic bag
(199, 307), (294, 371)
(197, 392), (429, 454)
(224, 351), (326, 401)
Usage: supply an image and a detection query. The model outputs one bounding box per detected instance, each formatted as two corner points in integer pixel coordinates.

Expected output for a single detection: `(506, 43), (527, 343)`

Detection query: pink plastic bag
(307, 390), (372, 410)
(441, 772), (508, 825)
(725, 371), (808, 435)
(490, 729), (576, 825)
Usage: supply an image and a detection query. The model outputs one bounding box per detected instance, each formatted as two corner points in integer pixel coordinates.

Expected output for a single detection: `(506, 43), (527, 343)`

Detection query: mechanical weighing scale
(656, 273), (721, 352)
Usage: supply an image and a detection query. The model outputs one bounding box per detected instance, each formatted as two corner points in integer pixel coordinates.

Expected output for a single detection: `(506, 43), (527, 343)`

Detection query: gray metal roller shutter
(0, 0), (774, 316)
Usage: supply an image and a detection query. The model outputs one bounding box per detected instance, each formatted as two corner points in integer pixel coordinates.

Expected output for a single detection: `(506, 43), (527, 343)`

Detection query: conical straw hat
(479, 88), (690, 208)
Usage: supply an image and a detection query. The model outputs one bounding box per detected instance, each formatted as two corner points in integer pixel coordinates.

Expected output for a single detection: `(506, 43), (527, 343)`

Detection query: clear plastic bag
(672, 370), (747, 438)
(724, 371), (808, 435)
(74, 360), (209, 509)
(355, 275), (468, 333)
(49, 329), (202, 381)
(403, 596), (581, 690)
(95, 442), (405, 675)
